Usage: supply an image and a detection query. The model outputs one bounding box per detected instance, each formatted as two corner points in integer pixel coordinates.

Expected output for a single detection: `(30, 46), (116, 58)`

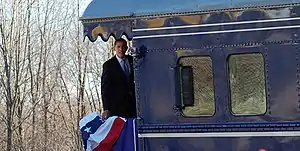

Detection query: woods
(0, 0), (113, 150)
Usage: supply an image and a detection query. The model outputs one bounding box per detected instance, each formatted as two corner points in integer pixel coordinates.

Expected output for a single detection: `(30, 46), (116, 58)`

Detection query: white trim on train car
(132, 25), (300, 39)
(133, 119), (137, 151)
(133, 17), (300, 32)
(138, 131), (300, 138)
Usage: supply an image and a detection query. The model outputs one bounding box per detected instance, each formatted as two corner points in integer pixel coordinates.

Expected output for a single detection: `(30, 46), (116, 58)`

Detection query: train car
(80, 0), (300, 150)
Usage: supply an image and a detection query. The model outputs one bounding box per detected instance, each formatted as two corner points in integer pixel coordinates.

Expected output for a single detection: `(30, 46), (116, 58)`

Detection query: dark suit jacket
(101, 55), (136, 118)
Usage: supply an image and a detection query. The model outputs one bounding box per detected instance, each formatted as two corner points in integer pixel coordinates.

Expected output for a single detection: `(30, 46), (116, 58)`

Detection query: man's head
(114, 38), (128, 59)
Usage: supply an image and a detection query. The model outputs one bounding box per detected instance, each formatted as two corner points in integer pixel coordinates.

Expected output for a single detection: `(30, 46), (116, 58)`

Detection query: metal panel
(82, 20), (132, 42)
(140, 137), (300, 151)
(133, 7), (300, 125)
(81, 2), (300, 42)
(81, 0), (298, 19)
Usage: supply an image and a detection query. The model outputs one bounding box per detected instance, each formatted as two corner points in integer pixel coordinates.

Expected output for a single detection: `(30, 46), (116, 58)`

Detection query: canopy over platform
(80, 0), (299, 42)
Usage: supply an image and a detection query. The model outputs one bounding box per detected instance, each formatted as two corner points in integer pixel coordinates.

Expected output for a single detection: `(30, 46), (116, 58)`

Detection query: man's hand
(101, 110), (109, 120)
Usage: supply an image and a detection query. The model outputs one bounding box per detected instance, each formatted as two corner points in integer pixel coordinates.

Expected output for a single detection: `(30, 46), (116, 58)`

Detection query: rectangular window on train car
(228, 53), (267, 115)
(179, 56), (215, 117)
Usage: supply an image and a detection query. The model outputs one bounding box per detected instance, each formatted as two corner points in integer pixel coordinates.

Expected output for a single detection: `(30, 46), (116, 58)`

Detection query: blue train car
(81, 0), (300, 150)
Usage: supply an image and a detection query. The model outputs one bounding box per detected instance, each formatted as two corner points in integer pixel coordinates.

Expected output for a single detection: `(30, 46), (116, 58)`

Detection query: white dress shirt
(115, 55), (130, 74)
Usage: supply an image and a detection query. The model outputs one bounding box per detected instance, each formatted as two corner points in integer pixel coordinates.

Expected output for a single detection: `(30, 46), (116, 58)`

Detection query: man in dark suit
(101, 38), (136, 119)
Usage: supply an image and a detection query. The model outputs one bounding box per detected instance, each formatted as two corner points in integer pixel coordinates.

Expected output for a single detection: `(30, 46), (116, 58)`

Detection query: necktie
(122, 59), (129, 76)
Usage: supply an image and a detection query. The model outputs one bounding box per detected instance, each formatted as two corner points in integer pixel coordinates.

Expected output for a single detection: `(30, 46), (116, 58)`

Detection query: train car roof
(80, 0), (296, 20)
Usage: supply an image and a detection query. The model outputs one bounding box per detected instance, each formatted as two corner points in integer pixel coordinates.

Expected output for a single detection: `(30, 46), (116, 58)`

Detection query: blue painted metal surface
(81, 0), (222, 19)
(131, 4), (300, 151)
(81, 3), (300, 42)
(134, 42), (300, 124)
(81, 0), (299, 19)
(82, 20), (133, 42)
(143, 137), (300, 151)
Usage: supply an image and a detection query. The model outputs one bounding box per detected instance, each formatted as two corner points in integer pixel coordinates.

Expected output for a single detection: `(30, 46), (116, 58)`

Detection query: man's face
(114, 41), (127, 58)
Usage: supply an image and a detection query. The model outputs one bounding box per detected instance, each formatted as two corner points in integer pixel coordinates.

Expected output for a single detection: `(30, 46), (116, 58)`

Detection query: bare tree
(0, 0), (22, 150)
(0, 0), (113, 150)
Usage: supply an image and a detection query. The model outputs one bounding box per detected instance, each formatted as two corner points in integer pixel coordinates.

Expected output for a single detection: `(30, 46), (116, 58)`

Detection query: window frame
(177, 55), (216, 118)
(227, 52), (268, 116)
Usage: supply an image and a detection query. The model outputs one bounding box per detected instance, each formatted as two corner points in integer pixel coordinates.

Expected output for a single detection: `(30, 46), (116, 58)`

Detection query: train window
(179, 56), (215, 116)
(228, 53), (267, 115)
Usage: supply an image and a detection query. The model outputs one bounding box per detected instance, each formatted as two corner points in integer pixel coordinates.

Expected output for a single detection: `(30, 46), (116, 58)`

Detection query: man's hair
(114, 38), (127, 46)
